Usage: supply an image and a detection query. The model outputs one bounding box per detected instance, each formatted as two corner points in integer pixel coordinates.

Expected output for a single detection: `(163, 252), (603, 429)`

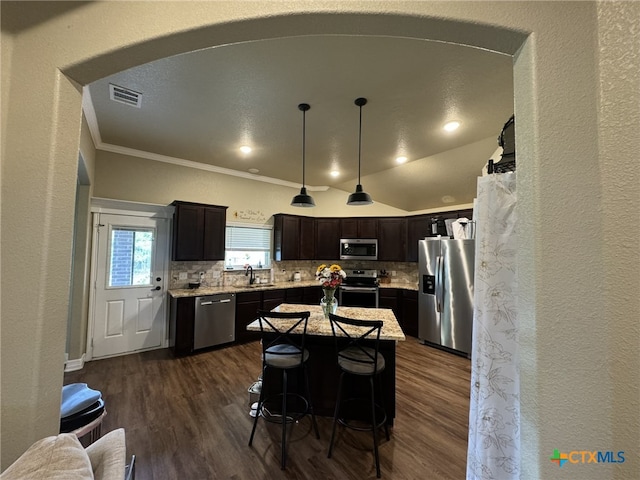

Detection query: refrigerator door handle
(435, 255), (443, 312)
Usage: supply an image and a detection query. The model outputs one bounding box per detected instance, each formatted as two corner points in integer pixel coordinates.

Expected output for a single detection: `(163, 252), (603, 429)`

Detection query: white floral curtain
(467, 172), (520, 480)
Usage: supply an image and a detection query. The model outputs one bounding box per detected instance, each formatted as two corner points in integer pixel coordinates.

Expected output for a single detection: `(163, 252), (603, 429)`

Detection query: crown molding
(82, 87), (328, 192)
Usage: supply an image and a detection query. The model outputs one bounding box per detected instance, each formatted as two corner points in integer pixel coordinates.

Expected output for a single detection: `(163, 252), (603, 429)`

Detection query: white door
(91, 213), (168, 358)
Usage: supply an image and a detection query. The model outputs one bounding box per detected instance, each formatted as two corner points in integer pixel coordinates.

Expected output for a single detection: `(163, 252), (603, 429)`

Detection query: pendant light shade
(291, 103), (315, 207)
(347, 97), (373, 205)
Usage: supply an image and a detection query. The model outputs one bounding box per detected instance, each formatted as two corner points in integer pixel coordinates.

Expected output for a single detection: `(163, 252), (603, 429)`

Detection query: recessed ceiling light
(330, 170), (340, 177)
(248, 168), (259, 174)
(240, 145), (252, 154)
(443, 121), (460, 132)
(396, 156), (408, 164)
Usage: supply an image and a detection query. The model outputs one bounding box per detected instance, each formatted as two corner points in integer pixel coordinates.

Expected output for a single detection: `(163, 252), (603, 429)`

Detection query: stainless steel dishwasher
(193, 293), (236, 349)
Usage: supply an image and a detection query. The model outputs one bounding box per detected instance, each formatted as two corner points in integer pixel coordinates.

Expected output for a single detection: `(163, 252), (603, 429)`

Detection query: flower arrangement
(315, 263), (346, 289)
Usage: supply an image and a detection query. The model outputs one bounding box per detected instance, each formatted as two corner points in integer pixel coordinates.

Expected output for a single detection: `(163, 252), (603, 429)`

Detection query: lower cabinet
(401, 289), (419, 337)
(235, 287), (320, 344)
(378, 287), (418, 338)
(171, 286), (418, 353)
(169, 296), (196, 356)
(277, 286), (320, 306)
(378, 288), (399, 317)
(262, 289), (287, 311)
(302, 286), (322, 305)
(285, 287), (303, 304)
(235, 291), (262, 344)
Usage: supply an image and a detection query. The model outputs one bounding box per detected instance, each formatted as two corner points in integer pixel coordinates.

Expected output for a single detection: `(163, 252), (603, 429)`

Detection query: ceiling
(83, 34), (513, 211)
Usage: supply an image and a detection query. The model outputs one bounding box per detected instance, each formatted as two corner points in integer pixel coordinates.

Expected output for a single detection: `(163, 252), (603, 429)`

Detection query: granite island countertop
(168, 280), (417, 298)
(246, 303), (406, 342)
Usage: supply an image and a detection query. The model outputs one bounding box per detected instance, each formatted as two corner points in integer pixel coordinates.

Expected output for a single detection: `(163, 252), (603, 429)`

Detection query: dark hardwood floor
(65, 337), (471, 479)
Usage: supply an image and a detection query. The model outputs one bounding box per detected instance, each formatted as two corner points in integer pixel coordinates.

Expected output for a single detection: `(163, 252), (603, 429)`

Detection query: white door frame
(86, 198), (174, 361)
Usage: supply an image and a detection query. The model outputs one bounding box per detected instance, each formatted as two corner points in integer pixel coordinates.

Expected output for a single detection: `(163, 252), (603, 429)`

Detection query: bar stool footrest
(337, 397), (387, 431)
(259, 393), (310, 425)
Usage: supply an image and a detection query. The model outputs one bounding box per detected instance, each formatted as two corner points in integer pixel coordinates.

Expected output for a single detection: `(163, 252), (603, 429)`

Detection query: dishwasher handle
(199, 298), (232, 306)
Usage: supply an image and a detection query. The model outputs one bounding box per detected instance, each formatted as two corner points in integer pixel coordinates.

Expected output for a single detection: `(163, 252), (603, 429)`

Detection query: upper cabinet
(299, 216), (315, 260)
(172, 201), (227, 261)
(340, 218), (378, 239)
(432, 209), (474, 237)
(272, 208), (471, 263)
(406, 210), (474, 261)
(406, 214), (431, 262)
(315, 218), (341, 260)
(377, 217), (407, 262)
(273, 214), (315, 261)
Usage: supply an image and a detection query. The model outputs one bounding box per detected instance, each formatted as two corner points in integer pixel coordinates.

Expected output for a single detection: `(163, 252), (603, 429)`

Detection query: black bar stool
(327, 313), (389, 478)
(248, 310), (320, 469)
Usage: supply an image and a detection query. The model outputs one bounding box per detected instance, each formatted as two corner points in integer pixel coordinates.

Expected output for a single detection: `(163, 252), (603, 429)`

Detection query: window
(108, 227), (154, 287)
(225, 224), (271, 270)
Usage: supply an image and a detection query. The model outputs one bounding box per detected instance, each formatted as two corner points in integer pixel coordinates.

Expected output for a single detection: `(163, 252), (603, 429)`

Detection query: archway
(5, 4), (548, 474)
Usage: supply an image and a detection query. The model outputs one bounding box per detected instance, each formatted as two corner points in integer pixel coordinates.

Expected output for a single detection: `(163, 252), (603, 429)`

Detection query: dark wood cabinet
(273, 214), (299, 261)
(377, 287), (418, 337)
(285, 286), (304, 304)
(273, 208), (472, 262)
(299, 216), (315, 260)
(234, 291), (262, 344)
(172, 201), (227, 261)
(262, 288), (286, 312)
(169, 296), (195, 356)
(432, 208), (474, 237)
(406, 209), (474, 261)
(315, 218), (341, 260)
(406, 214), (431, 262)
(202, 206), (227, 260)
(302, 286), (322, 305)
(340, 218), (378, 239)
(379, 288), (399, 317)
(274, 214), (315, 261)
(401, 289), (419, 338)
(377, 217), (407, 261)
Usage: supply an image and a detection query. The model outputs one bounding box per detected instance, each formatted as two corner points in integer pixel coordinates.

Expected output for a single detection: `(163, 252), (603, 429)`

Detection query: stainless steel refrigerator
(418, 238), (475, 356)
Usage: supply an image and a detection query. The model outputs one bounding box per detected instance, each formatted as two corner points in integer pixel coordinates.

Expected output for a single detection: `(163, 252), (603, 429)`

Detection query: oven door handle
(340, 286), (378, 292)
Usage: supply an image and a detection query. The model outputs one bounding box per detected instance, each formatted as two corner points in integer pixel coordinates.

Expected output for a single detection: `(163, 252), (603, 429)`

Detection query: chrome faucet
(245, 265), (256, 285)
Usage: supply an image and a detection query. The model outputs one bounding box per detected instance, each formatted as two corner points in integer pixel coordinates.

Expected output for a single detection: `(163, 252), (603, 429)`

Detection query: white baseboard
(65, 354), (86, 372)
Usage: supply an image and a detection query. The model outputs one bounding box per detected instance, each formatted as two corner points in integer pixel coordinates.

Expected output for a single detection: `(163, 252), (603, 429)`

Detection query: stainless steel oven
(339, 269), (379, 308)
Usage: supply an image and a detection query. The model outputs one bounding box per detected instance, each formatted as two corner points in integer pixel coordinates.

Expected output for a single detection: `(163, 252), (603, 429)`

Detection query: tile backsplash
(273, 260), (418, 285)
(170, 259), (418, 289)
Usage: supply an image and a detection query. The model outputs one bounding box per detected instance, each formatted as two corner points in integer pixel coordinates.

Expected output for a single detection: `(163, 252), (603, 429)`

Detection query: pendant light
(347, 97), (373, 205)
(291, 103), (316, 207)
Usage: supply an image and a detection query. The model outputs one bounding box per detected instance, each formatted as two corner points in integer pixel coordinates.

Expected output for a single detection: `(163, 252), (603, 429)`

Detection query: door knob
(151, 286), (161, 291)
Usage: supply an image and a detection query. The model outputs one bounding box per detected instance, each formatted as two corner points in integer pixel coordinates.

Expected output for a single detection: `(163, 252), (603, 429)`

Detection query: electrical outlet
(390, 271), (396, 276)
(179, 272), (188, 280)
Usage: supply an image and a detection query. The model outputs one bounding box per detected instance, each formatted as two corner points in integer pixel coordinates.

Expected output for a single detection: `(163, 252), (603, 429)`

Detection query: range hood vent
(109, 84), (142, 108)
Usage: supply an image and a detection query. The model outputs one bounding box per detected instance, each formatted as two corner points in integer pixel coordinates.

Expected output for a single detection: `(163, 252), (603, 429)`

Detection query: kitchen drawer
(236, 291), (261, 303)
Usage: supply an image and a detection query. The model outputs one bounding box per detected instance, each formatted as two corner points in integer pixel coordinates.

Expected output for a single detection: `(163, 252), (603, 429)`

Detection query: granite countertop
(246, 303), (406, 342)
(168, 280), (417, 298)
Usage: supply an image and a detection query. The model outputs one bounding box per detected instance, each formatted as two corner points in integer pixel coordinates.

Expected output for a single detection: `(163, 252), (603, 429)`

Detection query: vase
(320, 287), (338, 318)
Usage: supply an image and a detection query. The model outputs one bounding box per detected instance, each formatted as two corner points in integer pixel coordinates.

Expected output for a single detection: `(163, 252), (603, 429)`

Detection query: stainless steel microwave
(339, 238), (378, 261)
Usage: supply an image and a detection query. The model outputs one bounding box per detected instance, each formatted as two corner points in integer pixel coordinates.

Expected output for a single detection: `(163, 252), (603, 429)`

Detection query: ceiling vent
(109, 84), (142, 108)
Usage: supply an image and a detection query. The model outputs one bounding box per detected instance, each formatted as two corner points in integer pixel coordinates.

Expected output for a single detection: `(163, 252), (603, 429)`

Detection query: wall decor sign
(233, 210), (267, 222)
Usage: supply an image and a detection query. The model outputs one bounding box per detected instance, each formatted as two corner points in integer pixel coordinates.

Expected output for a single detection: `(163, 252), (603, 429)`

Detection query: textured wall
(597, 0), (640, 466)
(93, 150), (408, 218)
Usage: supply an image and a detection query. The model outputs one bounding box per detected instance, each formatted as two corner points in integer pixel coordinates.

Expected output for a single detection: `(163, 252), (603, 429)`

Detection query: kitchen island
(247, 304), (405, 425)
